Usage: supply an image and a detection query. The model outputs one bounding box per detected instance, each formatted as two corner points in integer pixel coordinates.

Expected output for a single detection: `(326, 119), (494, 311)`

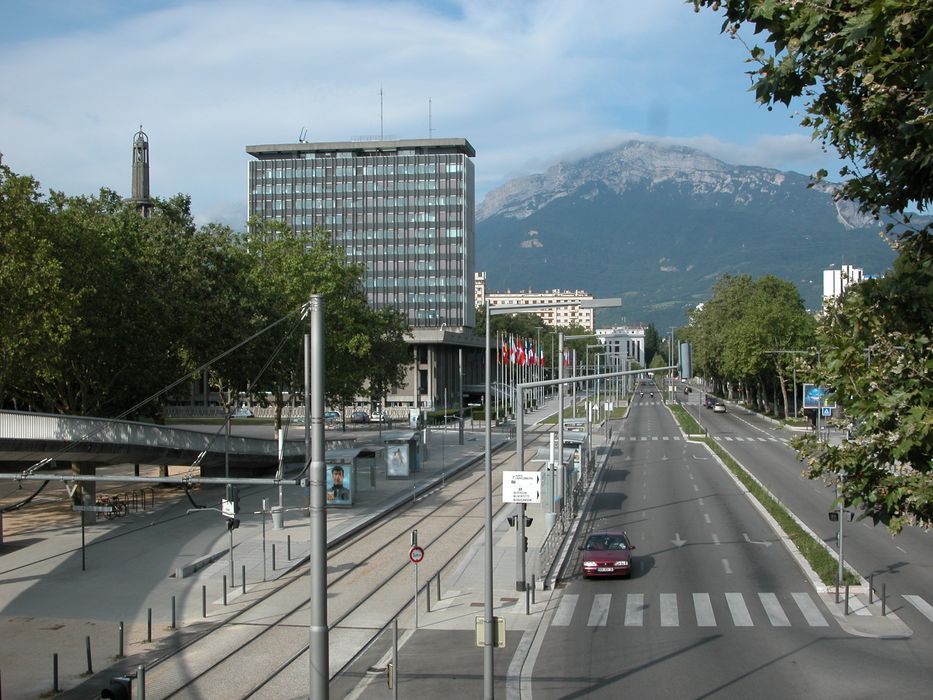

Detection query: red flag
(528, 343), (536, 365)
(509, 335), (516, 365)
(501, 337), (508, 364)
(539, 350), (545, 366)
(517, 340), (526, 366)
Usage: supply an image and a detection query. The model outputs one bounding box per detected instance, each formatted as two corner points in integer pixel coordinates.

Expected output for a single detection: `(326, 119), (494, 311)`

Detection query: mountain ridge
(475, 141), (894, 329)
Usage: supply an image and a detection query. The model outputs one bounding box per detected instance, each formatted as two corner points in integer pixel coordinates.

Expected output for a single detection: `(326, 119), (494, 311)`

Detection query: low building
(475, 273), (597, 331)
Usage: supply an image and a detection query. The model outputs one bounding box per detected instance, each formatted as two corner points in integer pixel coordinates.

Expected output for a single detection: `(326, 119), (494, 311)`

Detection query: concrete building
(474, 273), (598, 331)
(823, 264), (864, 301)
(245, 137), (483, 411)
(595, 326), (646, 369)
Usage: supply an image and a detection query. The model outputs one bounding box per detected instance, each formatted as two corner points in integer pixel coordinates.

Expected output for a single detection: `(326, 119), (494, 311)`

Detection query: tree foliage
(693, 0), (933, 217)
(682, 274), (815, 413)
(694, 0), (933, 531)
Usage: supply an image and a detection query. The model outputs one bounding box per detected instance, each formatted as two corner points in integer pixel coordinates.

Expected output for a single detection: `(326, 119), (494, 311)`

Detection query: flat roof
(246, 137), (475, 159)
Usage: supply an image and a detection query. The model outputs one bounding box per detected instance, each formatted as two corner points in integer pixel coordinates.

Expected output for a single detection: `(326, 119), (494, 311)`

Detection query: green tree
(244, 219), (410, 429)
(0, 166), (74, 406)
(694, 0), (933, 530)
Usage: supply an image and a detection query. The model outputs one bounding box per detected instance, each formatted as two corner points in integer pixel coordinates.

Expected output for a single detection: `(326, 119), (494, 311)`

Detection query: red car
(579, 531), (636, 578)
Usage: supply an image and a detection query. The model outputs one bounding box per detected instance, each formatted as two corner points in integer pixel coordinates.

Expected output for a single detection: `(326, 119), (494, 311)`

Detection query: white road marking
(663, 436), (669, 441)
(703, 513), (711, 524)
(903, 595), (933, 623)
(759, 593), (791, 626)
(757, 437), (768, 442)
(552, 593), (578, 626)
(693, 484), (699, 492)
(792, 592), (829, 626)
(896, 545), (907, 553)
(724, 436), (734, 441)
(698, 498), (705, 506)
(712, 533), (720, 545)
(624, 593), (644, 626)
(726, 592), (752, 626)
(694, 593), (716, 627)
(588, 594), (611, 627)
(722, 558), (732, 574)
(660, 593), (678, 626)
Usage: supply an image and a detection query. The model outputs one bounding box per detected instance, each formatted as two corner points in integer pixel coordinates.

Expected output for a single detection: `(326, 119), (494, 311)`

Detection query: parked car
(713, 401), (726, 413)
(324, 410), (341, 424)
(233, 407), (253, 418)
(579, 531), (635, 578)
(371, 409), (390, 423)
(350, 411), (371, 424)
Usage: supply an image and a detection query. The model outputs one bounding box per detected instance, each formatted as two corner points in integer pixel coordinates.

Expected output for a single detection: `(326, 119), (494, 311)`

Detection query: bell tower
(130, 125), (152, 217)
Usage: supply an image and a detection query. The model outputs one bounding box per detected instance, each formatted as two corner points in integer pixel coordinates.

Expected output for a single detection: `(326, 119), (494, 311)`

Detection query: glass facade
(246, 139), (476, 329)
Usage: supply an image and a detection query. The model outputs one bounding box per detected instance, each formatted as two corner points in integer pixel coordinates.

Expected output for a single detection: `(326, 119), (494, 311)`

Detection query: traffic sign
(409, 545), (425, 564)
(821, 407), (833, 417)
(502, 471), (541, 504)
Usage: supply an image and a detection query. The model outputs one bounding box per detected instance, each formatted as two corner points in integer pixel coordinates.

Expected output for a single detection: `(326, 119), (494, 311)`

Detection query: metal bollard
(531, 575), (536, 605)
(882, 583), (887, 616)
(869, 574), (874, 604)
(52, 653), (59, 693)
(202, 585), (207, 618)
(272, 543), (276, 571)
(427, 582), (431, 613)
(436, 571), (441, 601)
(242, 564), (246, 594)
(844, 585), (850, 615)
(223, 576), (227, 605)
(138, 664), (146, 700)
(287, 535), (291, 560)
(171, 595), (176, 629)
(118, 621), (124, 658)
(147, 608), (152, 642)
(526, 586), (530, 615)
(85, 635), (93, 675)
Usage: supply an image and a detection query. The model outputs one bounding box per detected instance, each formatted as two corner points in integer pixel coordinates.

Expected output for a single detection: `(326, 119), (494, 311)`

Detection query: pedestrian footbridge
(0, 410), (316, 477)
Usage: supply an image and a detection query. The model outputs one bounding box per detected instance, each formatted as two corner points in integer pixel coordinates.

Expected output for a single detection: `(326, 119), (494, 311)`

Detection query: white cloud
(0, 0), (843, 225)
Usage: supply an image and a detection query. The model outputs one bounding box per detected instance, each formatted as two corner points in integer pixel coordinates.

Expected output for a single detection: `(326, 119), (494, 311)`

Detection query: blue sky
(0, 0), (842, 228)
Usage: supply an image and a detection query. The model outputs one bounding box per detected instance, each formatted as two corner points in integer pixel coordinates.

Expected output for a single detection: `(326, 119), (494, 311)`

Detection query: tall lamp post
(483, 298), (619, 699)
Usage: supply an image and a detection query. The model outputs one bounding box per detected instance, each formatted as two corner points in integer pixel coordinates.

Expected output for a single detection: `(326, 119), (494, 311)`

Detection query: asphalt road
(527, 390), (933, 699)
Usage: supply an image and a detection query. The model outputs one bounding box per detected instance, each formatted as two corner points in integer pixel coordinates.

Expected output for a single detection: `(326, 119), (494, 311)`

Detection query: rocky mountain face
(476, 141), (895, 329)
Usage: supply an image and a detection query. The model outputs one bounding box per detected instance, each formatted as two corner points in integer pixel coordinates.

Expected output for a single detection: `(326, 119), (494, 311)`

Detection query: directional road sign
(502, 471), (541, 504)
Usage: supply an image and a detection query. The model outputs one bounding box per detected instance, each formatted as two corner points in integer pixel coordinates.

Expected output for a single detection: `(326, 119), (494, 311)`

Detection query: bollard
(52, 653), (59, 693)
(147, 607), (152, 642)
(118, 621), (125, 658)
(526, 586), (530, 615)
(223, 576), (227, 606)
(202, 585), (207, 618)
(427, 581), (431, 613)
(272, 543), (276, 571)
(531, 575), (536, 605)
(85, 635), (93, 675)
(138, 664), (146, 700)
(436, 571), (441, 602)
(882, 583), (887, 616)
(844, 585), (850, 615)
(171, 595), (176, 629)
(242, 564), (246, 595)
(287, 535), (291, 560)
(869, 574), (874, 604)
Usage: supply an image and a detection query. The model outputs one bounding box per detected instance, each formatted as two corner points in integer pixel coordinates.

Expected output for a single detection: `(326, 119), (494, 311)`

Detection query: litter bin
(271, 505), (284, 530)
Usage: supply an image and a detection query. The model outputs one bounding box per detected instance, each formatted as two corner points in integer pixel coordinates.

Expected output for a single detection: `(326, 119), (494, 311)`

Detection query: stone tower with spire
(129, 125), (153, 217)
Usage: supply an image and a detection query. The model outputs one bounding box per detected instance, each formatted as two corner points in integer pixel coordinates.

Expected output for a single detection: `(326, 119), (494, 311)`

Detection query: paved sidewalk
(0, 420), (511, 700)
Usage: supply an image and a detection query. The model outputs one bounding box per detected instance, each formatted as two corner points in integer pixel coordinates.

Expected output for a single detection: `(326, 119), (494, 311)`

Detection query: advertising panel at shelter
(387, 444), (410, 478)
(326, 464), (352, 506)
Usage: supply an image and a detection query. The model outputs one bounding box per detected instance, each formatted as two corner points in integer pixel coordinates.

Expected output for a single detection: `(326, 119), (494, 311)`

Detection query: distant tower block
(130, 125), (152, 217)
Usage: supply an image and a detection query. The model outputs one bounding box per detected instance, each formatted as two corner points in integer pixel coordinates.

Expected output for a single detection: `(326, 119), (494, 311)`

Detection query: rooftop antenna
(298, 127), (308, 143)
(429, 98), (434, 138)
(379, 86), (384, 140)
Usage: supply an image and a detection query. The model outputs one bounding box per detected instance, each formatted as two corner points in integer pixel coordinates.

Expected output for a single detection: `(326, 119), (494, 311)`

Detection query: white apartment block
(596, 326), (646, 369)
(474, 272), (597, 331)
(823, 264), (864, 300)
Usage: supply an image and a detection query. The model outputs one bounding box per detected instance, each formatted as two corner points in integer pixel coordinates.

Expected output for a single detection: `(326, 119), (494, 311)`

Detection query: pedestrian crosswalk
(551, 591), (830, 630)
(623, 435), (790, 445)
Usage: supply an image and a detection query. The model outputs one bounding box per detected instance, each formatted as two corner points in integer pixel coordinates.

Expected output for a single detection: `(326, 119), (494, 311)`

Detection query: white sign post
(502, 471), (541, 504)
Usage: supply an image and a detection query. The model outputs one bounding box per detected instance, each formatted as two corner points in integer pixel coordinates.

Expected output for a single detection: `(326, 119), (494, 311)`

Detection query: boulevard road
(527, 391), (933, 699)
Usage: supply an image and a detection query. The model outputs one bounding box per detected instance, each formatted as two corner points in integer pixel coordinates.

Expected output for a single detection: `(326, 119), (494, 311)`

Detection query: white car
(713, 402), (726, 413)
(371, 409), (391, 423)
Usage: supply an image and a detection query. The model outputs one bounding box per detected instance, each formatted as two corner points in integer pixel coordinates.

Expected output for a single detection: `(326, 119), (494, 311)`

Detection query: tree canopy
(694, 0), (933, 531)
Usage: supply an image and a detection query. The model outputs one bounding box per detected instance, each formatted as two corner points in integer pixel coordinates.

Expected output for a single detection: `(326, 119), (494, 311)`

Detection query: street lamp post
(484, 300), (618, 697)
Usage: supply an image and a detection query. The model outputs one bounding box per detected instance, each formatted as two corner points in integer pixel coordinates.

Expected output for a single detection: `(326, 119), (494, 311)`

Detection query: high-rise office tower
(245, 137), (481, 409)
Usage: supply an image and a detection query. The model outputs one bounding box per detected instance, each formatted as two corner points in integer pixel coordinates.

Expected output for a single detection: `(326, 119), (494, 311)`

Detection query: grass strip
(669, 408), (859, 586)
(669, 404), (703, 436)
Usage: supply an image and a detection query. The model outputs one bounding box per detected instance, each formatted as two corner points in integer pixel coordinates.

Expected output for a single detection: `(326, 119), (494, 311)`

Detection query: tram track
(142, 427), (551, 699)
